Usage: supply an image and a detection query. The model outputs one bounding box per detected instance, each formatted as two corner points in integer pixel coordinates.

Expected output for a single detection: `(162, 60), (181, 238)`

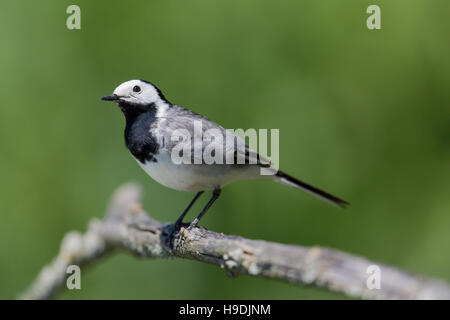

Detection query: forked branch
(19, 183), (450, 300)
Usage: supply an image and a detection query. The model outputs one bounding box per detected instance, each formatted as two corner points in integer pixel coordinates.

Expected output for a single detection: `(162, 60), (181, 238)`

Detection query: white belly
(134, 152), (260, 192)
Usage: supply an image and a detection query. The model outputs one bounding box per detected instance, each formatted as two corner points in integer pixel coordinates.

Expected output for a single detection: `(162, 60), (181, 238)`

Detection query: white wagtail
(102, 80), (348, 231)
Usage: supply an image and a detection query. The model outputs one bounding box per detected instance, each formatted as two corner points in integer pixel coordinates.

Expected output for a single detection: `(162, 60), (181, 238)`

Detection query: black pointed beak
(101, 94), (121, 101)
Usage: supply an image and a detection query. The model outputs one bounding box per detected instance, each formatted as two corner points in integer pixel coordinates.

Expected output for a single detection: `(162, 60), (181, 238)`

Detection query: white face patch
(113, 79), (161, 105)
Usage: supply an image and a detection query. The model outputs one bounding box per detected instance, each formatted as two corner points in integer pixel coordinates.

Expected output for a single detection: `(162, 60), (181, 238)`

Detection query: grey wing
(232, 135), (271, 167)
(157, 105), (271, 167)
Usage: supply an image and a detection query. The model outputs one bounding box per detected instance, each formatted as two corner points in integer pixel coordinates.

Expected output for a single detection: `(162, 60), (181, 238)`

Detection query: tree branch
(19, 183), (450, 300)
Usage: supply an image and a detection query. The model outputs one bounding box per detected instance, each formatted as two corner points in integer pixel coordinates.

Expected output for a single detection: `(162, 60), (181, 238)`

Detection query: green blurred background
(1, 0), (449, 299)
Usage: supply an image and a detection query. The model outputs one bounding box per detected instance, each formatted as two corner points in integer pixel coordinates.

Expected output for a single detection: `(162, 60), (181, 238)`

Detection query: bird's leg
(174, 191), (204, 228)
(165, 191), (204, 249)
(188, 188), (221, 230)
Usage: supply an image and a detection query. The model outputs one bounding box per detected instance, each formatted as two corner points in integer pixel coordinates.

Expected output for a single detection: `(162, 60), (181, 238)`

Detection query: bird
(101, 79), (348, 232)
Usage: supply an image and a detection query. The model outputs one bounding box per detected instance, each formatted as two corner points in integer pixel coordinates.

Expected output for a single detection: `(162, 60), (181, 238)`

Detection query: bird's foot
(163, 221), (188, 251)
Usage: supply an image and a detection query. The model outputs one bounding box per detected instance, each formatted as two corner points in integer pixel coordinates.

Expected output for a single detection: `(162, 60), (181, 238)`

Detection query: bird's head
(101, 79), (168, 112)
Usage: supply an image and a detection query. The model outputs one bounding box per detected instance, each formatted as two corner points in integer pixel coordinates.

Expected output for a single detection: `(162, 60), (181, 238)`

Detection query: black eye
(133, 85), (141, 93)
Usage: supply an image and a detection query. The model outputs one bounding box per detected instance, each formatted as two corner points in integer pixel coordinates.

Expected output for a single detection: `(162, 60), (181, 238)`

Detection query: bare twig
(19, 183), (450, 300)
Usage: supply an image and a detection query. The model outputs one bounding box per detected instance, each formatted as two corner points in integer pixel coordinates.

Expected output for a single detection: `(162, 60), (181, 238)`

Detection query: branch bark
(19, 183), (450, 300)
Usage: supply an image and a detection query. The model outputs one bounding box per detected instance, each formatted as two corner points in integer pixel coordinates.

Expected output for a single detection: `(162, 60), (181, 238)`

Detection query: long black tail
(275, 171), (349, 208)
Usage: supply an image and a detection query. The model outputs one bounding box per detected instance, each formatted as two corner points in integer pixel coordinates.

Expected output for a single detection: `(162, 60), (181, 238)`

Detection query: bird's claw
(163, 221), (189, 251)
